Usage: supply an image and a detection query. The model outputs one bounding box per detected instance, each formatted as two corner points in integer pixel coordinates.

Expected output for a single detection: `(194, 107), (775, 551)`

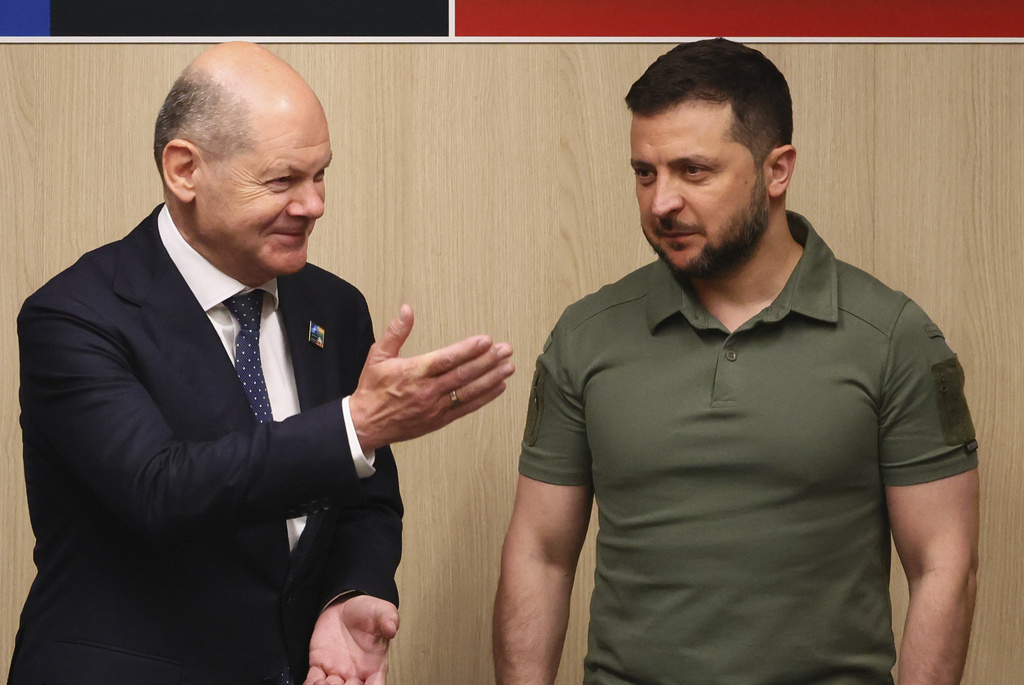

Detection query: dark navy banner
(2, 0), (447, 36)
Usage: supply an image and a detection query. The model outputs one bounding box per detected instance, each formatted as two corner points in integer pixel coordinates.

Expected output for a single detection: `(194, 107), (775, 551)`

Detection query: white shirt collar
(157, 205), (279, 311)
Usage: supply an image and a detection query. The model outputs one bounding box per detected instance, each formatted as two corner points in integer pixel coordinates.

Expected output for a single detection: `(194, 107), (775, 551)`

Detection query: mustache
(657, 217), (702, 234)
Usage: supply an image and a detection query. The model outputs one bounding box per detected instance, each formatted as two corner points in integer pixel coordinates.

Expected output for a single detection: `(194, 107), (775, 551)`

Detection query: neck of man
(689, 204), (803, 333)
(163, 194), (192, 240)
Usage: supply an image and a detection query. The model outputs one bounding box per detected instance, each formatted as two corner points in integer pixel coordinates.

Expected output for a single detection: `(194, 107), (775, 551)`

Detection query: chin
(653, 246), (697, 272)
(265, 250), (309, 278)
(279, 257), (309, 276)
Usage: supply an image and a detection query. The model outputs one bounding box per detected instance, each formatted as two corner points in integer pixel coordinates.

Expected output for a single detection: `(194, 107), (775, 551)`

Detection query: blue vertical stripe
(0, 0), (49, 36)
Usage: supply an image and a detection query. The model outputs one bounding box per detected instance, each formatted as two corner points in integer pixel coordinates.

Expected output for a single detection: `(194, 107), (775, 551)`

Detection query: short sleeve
(518, 322), (594, 486)
(878, 300), (979, 486)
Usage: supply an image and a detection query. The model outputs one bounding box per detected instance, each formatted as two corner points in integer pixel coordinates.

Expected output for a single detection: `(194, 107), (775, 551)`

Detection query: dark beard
(652, 174), (770, 281)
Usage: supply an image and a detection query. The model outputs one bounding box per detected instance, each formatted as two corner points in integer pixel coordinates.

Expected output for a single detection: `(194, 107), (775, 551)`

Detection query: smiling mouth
(273, 223), (311, 237)
(271, 230), (309, 245)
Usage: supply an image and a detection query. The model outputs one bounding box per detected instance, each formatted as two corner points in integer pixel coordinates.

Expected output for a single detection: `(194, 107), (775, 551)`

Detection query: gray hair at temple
(153, 65), (252, 176)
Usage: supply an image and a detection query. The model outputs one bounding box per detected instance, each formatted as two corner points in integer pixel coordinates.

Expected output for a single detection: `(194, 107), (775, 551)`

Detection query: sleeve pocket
(931, 355), (977, 446)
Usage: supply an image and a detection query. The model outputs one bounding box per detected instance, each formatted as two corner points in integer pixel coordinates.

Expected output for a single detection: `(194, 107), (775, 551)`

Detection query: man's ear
(764, 144), (796, 199)
(162, 139), (202, 204)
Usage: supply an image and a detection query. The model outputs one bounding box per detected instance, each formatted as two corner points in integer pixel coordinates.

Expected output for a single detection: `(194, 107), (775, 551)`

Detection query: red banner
(456, 0), (1024, 38)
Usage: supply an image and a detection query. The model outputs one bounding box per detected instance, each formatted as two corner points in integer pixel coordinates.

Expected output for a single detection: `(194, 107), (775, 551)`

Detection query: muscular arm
(493, 475), (593, 685)
(887, 468), (979, 685)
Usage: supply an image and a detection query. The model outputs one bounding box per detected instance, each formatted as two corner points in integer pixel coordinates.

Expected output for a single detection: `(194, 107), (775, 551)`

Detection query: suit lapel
(276, 272), (339, 577)
(278, 274), (332, 578)
(113, 210), (255, 434)
(113, 209), (291, 582)
(277, 275), (329, 411)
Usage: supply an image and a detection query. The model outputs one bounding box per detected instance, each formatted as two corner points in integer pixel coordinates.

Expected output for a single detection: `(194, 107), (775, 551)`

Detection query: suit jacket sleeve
(18, 247), (392, 543)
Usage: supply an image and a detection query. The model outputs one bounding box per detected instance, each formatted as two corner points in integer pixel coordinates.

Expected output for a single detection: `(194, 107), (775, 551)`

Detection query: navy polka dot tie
(224, 291), (274, 424)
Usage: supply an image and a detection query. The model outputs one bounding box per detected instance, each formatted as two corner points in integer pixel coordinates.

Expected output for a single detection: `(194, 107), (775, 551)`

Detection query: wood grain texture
(872, 44), (1024, 685)
(0, 43), (1020, 684)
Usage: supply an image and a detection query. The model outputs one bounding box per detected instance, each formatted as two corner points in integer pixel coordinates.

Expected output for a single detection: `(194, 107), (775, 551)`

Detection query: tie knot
(224, 290), (265, 329)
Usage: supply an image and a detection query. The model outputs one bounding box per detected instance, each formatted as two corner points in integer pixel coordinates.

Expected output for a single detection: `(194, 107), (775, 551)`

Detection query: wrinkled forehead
(630, 100), (738, 147)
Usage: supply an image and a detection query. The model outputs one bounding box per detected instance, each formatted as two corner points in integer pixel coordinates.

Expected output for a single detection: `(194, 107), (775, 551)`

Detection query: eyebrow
(266, 153), (333, 178)
(631, 154), (717, 168)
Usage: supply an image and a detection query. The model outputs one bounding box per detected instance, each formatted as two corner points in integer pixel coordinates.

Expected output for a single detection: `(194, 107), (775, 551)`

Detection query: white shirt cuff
(342, 395), (376, 478)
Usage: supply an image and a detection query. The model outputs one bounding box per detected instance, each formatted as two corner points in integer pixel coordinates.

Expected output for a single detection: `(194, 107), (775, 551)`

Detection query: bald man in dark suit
(10, 42), (514, 685)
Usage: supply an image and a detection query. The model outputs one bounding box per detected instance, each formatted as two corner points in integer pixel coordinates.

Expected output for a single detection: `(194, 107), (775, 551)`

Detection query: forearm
(897, 566), (977, 685)
(493, 554), (576, 685)
(321, 446), (404, 605)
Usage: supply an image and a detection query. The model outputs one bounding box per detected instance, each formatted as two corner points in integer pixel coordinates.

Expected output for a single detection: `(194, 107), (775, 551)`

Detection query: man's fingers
(439, 342), (514, 396)
(447, 378), (510, 421)
(417, 335), (496, 377)
(303, 667), (327, 685)
(445, 353), (514, 414)
(368, 304), (414, 362)
(451, 364), (514, 408)
(353, 330), (513, 449)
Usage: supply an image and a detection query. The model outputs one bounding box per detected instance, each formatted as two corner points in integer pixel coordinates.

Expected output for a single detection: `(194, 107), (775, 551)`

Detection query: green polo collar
(645, 211), (839, 332)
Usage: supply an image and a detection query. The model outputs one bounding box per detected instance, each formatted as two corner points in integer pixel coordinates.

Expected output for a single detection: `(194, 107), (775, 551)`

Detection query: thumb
(376, 603), (400, 640)
(367, 304), (413, 362)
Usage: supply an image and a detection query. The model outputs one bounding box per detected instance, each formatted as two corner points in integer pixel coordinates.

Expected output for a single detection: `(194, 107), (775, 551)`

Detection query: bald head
(156, 43), (332, 286)
(153, 42), (323, 177)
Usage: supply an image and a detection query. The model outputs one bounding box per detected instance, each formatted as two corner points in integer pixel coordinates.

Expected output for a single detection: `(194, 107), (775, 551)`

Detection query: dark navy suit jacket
(9, 207), (403, 685)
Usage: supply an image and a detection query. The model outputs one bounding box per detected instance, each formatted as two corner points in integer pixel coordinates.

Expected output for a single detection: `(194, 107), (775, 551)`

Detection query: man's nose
(289, 181), (325, 219)
(650, 177), (684, 218)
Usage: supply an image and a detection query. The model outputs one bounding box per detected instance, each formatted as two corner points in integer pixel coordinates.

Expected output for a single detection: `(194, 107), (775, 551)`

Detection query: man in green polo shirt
(493, 39), (979, 685)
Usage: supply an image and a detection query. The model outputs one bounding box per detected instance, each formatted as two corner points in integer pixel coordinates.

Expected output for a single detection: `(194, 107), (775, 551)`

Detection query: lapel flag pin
(308, 321), (325, 348)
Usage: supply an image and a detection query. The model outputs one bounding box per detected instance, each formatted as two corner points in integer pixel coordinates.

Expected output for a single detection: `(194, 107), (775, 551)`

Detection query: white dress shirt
(157, 206), (374, 551)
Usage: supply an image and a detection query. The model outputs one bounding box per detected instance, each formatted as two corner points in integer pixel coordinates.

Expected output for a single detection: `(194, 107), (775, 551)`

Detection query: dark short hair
(153, 66), (251, 175)
(625, 39), (793, 163)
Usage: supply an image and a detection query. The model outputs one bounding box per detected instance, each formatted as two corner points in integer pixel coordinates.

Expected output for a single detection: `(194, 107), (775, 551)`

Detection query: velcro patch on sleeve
(931, 355), (977, 446)
(523, 363), (548, 447)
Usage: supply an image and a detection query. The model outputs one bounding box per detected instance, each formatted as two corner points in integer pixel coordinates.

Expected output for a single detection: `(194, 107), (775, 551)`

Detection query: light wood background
(0, 43), (1021, 684)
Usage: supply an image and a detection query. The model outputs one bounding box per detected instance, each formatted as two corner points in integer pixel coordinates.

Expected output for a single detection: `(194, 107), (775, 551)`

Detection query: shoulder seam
(878, 298), (914, 408)
(564, 290), (649, 337)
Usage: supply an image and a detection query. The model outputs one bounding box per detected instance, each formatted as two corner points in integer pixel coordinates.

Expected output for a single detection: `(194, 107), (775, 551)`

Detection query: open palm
(304, 595), (399, 685)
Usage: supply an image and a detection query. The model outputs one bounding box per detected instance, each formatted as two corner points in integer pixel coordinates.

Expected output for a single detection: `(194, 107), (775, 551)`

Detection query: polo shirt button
(725, 349), (738, 362)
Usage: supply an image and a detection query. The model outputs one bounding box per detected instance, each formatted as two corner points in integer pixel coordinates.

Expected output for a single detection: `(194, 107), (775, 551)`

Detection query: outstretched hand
(348, 304), (514, 453)
(304, 595), (399, 685)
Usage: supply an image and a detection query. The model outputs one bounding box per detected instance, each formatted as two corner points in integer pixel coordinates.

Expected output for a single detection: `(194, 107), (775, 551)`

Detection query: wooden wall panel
(872, 44), (1024, 685)
(767, 43), (877, 271)
(0, 45), (38, 684)
(0, 43), (1020, 685)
